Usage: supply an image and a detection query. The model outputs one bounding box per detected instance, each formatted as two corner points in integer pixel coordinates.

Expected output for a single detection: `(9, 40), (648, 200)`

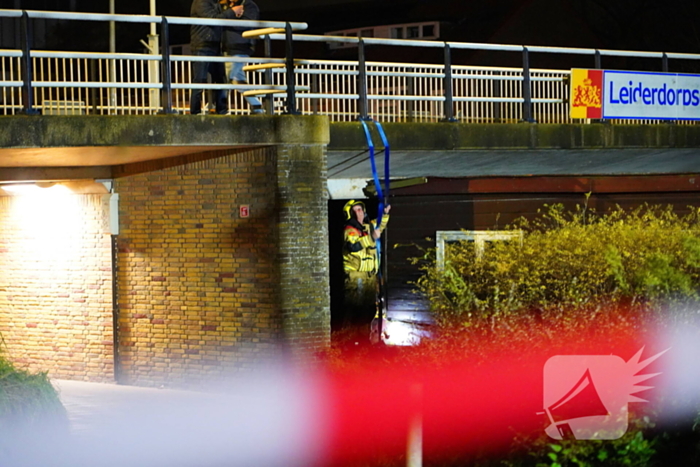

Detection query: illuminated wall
(115, 148), (284, 387)
(0, 185), (115, 381)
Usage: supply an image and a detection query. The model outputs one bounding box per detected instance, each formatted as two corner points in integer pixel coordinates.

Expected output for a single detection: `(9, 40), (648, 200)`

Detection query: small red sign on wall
(239, 205), (250, 218)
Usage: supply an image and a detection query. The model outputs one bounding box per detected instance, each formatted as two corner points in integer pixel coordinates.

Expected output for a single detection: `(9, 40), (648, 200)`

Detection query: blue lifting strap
(360, 119), (391, 268)
(359, 119), (391, 334)
(374, 120), (391, 207)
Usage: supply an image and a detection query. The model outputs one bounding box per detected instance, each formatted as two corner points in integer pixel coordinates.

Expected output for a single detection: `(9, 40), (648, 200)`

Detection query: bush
(513, 414), (658, 467)
(415, 202), (700, 329)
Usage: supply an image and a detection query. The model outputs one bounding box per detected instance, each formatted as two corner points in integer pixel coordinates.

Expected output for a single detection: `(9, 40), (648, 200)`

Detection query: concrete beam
(1, 115), (330, 148)
(0, 115), (330, 168)
(329, 122), (700, 150)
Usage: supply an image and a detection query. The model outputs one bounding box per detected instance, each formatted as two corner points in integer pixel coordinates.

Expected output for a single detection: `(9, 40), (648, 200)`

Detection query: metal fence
(0, 53), (161, 115)
(2, 9), (700, 124)
(0, 52), (573, 122)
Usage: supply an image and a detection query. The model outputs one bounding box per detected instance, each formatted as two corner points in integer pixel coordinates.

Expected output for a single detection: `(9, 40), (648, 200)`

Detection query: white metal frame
(436, 230), (524, 270)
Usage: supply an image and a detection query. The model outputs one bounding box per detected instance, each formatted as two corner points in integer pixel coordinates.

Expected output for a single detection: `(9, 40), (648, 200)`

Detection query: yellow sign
(570, 69), (603, 119)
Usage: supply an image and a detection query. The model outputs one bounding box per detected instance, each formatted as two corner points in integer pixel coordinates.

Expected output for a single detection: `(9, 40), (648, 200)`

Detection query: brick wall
(0, 140), (331, 387)
(0, 192), (115, 381)
(116, 148), (288, 387)
(276, 144), (331, 355)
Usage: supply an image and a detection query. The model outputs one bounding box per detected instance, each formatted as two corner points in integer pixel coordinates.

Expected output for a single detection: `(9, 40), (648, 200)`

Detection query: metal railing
(2, 9), (700, 124)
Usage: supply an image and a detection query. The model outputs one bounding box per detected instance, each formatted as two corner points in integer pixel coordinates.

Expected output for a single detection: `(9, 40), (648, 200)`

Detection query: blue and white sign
(603, 70), (700, 120)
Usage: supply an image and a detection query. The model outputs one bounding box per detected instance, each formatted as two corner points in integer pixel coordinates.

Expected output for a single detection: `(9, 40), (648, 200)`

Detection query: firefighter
(342, 200), (391, 325)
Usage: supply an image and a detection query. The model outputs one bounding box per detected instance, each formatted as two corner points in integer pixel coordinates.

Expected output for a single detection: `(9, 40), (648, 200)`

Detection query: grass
(0, 356), (67, 423)
(0, 343), (70, 462)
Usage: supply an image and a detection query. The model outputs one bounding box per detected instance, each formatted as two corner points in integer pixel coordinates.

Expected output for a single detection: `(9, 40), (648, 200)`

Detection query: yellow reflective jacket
(343, 215), (389, 273)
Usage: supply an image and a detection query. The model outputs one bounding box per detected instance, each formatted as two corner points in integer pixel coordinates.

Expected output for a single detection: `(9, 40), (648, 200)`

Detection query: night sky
(3, 0), (700, 64)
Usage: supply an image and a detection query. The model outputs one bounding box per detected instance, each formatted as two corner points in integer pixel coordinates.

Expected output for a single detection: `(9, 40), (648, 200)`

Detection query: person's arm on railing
(191, 0), (238, 20)
(226, 0), (260, 32)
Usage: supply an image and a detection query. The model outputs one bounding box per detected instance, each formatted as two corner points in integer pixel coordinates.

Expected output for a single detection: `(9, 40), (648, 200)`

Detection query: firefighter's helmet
(343, 200), (366, 220)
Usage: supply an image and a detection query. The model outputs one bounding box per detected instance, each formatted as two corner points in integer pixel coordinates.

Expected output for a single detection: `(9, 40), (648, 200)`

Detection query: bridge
(1, 9), (700, 387)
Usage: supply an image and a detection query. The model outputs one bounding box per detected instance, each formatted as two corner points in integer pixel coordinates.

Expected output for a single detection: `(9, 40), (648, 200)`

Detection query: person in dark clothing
(189, 0), (239, 115)
(222, 0), (264, 114)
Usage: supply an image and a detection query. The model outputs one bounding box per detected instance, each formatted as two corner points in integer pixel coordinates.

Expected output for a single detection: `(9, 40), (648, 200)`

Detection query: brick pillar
(276, 142), (331, 355)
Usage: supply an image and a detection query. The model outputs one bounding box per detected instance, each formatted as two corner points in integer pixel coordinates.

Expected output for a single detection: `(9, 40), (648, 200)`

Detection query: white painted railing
(1, 54), (570, 121)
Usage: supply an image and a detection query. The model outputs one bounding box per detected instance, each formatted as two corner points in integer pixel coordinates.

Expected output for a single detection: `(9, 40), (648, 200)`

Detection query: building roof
(328, 147), (700, 179)
(327, 147), (700, 198)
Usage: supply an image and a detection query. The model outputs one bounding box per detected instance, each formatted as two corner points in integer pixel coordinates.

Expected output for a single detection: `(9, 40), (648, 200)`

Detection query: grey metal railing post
(310, 63), (319, 115)
(19, 11), (38, 115)
(357, 38), (369, 120)
(521, 46), (534, 123)
(593, 49), (605, 124)
(284, 22), (299, 115)
(159, 17), (174, 113)
(264, 35), (274, 115)
(493, 71), (502, 123)
(109, 0), (116, 112)
(406, 74), (415, 122)
(90, 60), (98, 114)
(662, 53), (675, 124)
(442, 42), (456, 122)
